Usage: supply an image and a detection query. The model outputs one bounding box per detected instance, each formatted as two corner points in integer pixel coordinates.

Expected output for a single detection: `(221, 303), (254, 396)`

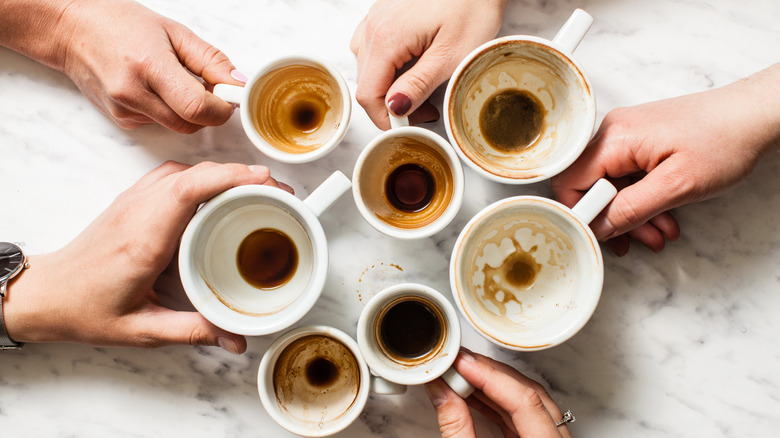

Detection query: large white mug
(450, 179), (617, 351)
(444, 9), (595, 184)
(178, 171), (351, 335)
(215, 56), (351, 163)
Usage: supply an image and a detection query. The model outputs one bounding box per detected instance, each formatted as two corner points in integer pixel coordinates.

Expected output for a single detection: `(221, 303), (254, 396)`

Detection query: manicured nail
(230, 69), (248, 84)
(278, 181), (294, 194)
(387, 93), (412, 117)
(458, 349), (475, 362)
(248, 165), (269, 177)
(425, 382), (448, 408)
(218, 337), (240, 355)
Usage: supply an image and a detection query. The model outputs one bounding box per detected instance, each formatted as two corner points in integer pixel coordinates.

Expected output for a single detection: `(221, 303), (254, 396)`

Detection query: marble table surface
(2, 0), (779, 436)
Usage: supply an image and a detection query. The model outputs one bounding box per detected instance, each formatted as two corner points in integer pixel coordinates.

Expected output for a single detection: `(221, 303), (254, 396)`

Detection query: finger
(131, 160), (191, 191)
(354, 41), (399, 129)
(424, 379), (477, 438)
(467, 393), (520, 436)
(625, 222), (667, 253)
(454, 351), (561, 437)
(605, 235), (630, 256)
(130, 306), (247, 353)
(123, 85), (203, 134)
(147, 53), (235, 127)
(408, 101), (441, 125)
(385, 41), (457, 118)
(650, 211), (680, 241)
(349, 19), (366, 56)
(588, 159), (689, 239)
(276, 180), (295, 194)
(165, 22), (243, 87)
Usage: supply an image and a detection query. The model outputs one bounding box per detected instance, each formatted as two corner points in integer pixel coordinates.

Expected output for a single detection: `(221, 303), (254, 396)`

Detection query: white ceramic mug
(215, 56), (351, 163)
(357, 283), (474, 396)
(258, 325), (405, 437)
(352, 116), (465, 239)
(178, 171), (351, 335)
(450, 179), (617, 351)
(444, 9), (595, 184)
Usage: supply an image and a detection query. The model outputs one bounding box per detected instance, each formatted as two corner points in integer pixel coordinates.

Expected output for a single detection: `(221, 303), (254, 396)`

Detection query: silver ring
(555, 410), (575, 427)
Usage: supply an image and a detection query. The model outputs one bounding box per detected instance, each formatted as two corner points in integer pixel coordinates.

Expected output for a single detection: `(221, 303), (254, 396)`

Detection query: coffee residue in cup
(479, 89), (545, 152)
(379, 299), (442, 359)
(237, 228), (298, 289)
(385, 163), (435, 212)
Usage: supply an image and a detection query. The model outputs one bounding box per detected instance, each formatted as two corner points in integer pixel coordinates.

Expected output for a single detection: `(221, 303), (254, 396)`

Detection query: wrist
(2, 254), (60, 344)
(0, 0), (78, 72)
(728, 63), (780, 156)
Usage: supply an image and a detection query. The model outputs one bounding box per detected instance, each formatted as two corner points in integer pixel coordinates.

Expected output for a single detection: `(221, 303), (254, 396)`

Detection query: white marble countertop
(2, 0), (780, 436)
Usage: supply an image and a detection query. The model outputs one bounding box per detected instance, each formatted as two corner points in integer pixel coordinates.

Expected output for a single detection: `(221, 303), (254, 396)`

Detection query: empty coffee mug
(357, 283), (474, 395)
(178, 171), (351, 335)
(258, 325), (405, 437)
(214, 56), (351, 163)
(450, 179), (617, 351)
(444, 9), (595, 184)
(352, 115), (465, 239)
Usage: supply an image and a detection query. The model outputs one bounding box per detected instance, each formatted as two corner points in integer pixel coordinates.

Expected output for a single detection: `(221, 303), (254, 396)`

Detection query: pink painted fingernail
(387, 93), (412, 117)
(230, 69), (248, 84)
(248, 165), (269, 177)
(458, 349), (475, 362)
(218, 337), (240, 355)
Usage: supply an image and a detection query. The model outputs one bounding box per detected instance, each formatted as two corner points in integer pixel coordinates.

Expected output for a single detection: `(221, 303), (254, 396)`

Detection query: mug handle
(441, 367), (475, 399)
(571, 178), (618, 224)
(213, 84), (245, 105)
(303, 171), (353, 217)
(552, 9), (594, 53)
(370, 375), (407, 395)
(389, 114), (410, 130)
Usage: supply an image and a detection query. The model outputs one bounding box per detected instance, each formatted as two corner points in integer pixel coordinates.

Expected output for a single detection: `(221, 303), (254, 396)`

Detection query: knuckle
(437, 413), (471, 438)
(188, 325), (212, 347)
(402, 70), (435, 99)
(180, 95), (208, 122)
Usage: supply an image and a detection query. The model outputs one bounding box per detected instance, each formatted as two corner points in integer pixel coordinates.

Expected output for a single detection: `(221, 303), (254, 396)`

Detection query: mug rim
(357, 283), (461, 385)
(352, 126), (465, 240)
(443, 35), (596, 184)
(178, 184), (329, 335)
(449, 195), (603, 351)
(257, 325), (371, 437)
(239, 55), (352, 164)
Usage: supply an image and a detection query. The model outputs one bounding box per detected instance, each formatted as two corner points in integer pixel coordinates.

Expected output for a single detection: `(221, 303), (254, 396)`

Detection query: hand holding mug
(4, 161), (289, 351)
(552, 63), (780, 255)
(0, 0), (243, 133)
(350, 0), (508, 129)
(425, 349), (572, 438)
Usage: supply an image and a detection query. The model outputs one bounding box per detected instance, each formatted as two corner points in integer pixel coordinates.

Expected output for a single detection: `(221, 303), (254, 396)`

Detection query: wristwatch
(0, 242), (27, 349)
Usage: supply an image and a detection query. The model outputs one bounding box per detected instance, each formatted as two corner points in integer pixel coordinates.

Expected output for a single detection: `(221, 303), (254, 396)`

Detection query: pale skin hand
(425, 350), (571, 438)
(4, 161), (292, 353)
(552, 63), (780, 255)
(351, 0), (507, 130)
(0, 0), (244, 133)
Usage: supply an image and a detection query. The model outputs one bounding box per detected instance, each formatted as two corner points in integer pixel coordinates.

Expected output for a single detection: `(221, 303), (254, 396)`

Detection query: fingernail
(218, 337), (240, 355)
(425, 382), (448, 408)
(278, 181), (294, 194)
(230, 69), (248, 84)
(594, 216), (617, 241)
(387, 93), (412, 117)
(232, 103), (238, 114)
(248, 165), (269, 176)
(458, 349), (475, 362)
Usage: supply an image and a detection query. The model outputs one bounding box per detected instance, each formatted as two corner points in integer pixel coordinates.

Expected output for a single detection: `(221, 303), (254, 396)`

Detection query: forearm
(0, 0), (77, 71)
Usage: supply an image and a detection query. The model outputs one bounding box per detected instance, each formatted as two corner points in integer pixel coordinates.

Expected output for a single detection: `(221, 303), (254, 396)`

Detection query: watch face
(0, 242), (24, 281)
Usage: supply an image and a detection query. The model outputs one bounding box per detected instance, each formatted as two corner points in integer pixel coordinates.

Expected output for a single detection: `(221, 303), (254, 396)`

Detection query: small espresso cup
(357, 283), (474, 396)
(178, 171), (351, 335)
(214, 56), (351, 163)
(258, 325), (406, 437)
(444, 9), (595, 184)
(352, 116), (465, 239)
(450, 179), (617, 351)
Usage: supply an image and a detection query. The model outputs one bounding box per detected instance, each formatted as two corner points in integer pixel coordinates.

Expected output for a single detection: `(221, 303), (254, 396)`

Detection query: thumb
(425, 379), (476, 438)
(591, 163), (686, 240)
(386, 43), (455, 118)
(132, 307), (247, 354)
(165, 21), (244, 86)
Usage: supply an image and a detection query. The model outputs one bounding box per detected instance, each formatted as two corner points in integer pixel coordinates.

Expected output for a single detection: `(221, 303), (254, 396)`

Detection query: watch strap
(0, 282), (23, 350)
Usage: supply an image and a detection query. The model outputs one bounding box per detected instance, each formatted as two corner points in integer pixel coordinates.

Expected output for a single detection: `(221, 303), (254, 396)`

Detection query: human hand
(425, 349), (571, 438)
(4, 161), (292, 353)
(552, 64), (780, 255)
(350, 0), (507, 129)
(0, 0), (244, 133)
